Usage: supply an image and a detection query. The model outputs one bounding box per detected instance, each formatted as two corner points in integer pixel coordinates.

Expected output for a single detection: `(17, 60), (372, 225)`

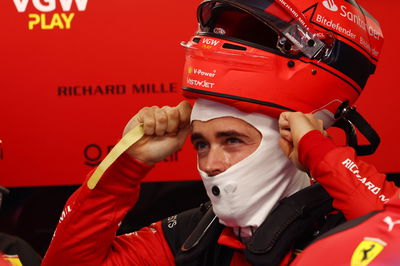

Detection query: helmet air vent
(222, 43), (246, 51)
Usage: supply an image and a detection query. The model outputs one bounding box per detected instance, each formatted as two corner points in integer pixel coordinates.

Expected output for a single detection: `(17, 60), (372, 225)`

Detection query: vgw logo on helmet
(13, 0), (88, 30)
(322, 0), (338, 12)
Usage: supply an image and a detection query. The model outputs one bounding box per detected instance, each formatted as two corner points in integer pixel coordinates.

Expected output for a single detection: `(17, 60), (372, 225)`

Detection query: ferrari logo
(351, 238), (386, 266)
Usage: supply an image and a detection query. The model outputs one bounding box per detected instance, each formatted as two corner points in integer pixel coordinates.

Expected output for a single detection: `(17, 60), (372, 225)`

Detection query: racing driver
(42, 0), (396, 265)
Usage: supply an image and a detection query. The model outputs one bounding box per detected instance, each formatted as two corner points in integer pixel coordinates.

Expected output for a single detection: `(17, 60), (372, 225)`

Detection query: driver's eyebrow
(191, 130), (249, 144)
(190, 133), (204, 144)
(216, 130), (248, 139)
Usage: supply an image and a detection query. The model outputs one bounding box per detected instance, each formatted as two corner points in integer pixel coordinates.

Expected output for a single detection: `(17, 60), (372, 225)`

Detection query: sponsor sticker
(201, 38), (220, 49)
(342, 158), (390, 202)
(323, 0), (338, 12)
(213, 27), (226, 35)
(383, 216), (400, 232)
(311, 0), (383, 58)
(351, 237), (386, 266)
(167, 215), (177, 228)
(59, 205), (72, 223)
(188, 67), (217, 78)
(186, 78), (215, 89)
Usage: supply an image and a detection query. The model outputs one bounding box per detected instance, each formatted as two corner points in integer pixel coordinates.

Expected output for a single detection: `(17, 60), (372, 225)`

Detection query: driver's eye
(193, 141), (209, 152)
(226, 137), (243, 145)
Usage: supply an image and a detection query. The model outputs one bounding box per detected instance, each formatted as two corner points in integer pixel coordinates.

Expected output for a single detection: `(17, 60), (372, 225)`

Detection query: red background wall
(1, 0), (399, 187)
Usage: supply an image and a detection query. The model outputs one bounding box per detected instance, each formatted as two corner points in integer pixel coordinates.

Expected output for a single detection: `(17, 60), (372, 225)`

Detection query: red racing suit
(292, 191), (400, 265)
(42, 130), (398, 265)
(298, 130), (398, 220)
(290, 130), (400, 265)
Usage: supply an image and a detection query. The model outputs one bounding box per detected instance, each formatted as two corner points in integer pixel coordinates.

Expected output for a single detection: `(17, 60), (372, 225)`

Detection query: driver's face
(191, 117), (261, 177)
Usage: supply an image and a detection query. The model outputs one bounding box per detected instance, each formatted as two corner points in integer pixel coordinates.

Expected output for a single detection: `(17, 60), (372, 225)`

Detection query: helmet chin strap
(333, 101), (380, 156)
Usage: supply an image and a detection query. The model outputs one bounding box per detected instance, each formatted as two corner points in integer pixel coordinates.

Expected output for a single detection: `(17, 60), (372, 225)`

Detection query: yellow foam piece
(87, 124), (144, 189)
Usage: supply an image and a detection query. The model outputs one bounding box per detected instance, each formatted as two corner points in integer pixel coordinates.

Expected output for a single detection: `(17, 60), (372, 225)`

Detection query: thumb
(175, 124), (192, 148)
(279, 137), (293, 158)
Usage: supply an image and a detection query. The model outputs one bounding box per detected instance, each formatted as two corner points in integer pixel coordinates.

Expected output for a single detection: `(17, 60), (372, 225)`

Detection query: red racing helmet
(181, 0), (383, 125)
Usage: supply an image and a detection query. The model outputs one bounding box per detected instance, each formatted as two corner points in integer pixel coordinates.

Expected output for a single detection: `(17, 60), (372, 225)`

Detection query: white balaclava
(191, 99), (310, 237)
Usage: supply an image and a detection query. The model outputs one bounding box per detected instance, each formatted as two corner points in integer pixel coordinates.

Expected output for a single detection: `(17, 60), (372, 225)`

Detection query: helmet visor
(197, 0), (326, 58)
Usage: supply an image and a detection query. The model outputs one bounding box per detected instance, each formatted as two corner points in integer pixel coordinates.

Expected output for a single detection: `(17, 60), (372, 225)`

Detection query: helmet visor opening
(197, 0), (327, 59)
(198, 3), (279, 52)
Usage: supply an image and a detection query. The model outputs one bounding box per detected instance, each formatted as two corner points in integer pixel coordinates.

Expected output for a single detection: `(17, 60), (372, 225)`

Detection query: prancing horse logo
(351, 238), (386, 266)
